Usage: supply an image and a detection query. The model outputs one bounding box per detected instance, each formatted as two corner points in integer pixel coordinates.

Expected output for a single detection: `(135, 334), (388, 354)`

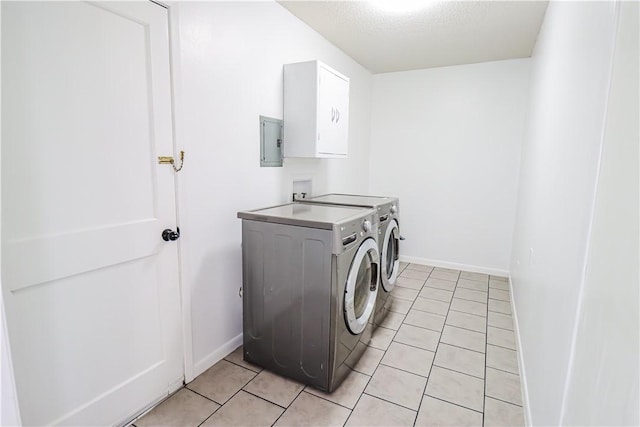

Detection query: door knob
(162, 228), (180, 242)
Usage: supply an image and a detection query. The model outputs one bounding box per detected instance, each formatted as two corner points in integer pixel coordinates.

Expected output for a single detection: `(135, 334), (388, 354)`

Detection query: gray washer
(237, 202), (379, 392)
(296, 194), (401, 328)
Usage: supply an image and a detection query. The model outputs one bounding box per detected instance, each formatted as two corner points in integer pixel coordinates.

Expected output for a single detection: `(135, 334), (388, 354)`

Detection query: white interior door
(1, 2), (183, 425)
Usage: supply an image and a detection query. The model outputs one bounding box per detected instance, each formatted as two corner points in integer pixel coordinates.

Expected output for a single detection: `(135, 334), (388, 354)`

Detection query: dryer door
(344, 238), (379, 334)
(381, 219), (400, 292)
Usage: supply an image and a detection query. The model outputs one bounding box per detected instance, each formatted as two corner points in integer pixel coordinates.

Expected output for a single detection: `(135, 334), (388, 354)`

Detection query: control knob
(362, 219), (372, 233)
(390, 205), (398, 214)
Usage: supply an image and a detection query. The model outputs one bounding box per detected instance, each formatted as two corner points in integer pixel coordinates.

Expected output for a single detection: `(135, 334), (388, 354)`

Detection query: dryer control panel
(333, 211), (377, 255)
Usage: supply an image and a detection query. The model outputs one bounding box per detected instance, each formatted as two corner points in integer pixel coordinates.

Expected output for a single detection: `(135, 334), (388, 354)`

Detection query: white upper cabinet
(284, 60), (350, 158)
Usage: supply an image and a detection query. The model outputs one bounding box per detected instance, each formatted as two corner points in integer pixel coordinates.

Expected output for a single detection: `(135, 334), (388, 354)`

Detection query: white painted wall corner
(192, 333), (243, 380)
(509, 276), (532, 427)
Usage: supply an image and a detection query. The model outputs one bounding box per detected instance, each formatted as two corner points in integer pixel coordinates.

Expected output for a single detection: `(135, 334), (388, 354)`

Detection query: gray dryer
(296, 194), (401, 328)
(237, 203), (379, 392)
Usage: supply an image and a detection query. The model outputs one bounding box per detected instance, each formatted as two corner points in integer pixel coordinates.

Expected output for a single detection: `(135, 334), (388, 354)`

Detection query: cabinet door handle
(331, 107), (335, 122)
(336, 109), (340, 123)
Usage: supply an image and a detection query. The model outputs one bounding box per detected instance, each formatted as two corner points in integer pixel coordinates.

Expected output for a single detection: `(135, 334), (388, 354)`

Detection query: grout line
(488, 298), (512, 304)
(197, 411), (217, 427)
(438, 341), (486, 355)
(449, 310), (487, 319)
(431, 362), (485, 381)
(417, 297), (453, 304)
(486, 342), (517, 351)
(406, 309), (447, 320)
(487, 311), (514, 318)
(488, 285), (511, 291)
(222, 358), (262, 374)
(299, 389), (355, 412)
(425, 277), (457, 283)
(378, 360), (430, 379)
(360, 392), (420, 414)
(422, 285), (457, 293)
(457, 286), (490, 293)
(401, 321), (445, 334)
(484, 395), (524, 408)
(486, 342), (517, 352)
(451, 295), (489, 304)
(448, 308), (488, 319)
(457, 278), (490, 285)
(186, 386), (226, 405)
(483, 267), (489, 427)
(443, 322), (486, 334)
(388, 332), (439, 352)
(458, 278), (489, 293)
(426, 394), (484, 414)
(488, 296), (512, 303)
(486, 323), (515, 333)
(411, 307), (450, 317)
(485, 364), (520, 376)
(451, 297), (488, 305)
(486, 366), (520, 378)
(390, 339), (438, 353)
(442, 323), (486, 334)
(241, 388), (293, 410)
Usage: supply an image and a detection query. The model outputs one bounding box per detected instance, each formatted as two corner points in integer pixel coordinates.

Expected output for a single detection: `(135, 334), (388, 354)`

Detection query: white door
(1, 2), (183, 425)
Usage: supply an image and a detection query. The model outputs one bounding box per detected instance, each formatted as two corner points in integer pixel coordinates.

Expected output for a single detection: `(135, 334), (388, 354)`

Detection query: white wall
(369, 59), (530, 274)
(171, 1), (373, 377)
(509, 2), (622, 425)
(561, 2), (639, 424)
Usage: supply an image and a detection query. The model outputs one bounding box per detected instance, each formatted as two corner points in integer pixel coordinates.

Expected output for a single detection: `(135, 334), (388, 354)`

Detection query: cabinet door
(317, 67), (349, 156)
(332, 70), (350, 156)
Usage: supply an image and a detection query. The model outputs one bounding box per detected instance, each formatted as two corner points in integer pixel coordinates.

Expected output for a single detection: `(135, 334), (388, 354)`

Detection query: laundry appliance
(297, 194), (400, 327)
(237, 202), (379, 392)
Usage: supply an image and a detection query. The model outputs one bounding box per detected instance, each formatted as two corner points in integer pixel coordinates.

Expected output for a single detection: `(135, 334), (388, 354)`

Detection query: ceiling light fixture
(370, 0), (437, 14)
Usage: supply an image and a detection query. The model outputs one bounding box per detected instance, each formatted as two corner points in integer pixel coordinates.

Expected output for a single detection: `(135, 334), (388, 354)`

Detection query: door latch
(158, 150), (185, 172)
(162, 227), (180, 242)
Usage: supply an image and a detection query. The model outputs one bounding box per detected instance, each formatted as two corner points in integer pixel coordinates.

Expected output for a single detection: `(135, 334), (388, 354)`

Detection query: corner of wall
(192, 333), (243, 380)
(509, 275), (532, 426)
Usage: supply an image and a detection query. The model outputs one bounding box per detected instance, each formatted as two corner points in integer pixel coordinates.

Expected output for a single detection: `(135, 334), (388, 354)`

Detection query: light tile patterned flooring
(134, 263), (524, 427)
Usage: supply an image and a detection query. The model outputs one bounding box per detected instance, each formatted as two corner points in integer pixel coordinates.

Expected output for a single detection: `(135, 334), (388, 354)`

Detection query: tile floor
(133, 263), (524, 427)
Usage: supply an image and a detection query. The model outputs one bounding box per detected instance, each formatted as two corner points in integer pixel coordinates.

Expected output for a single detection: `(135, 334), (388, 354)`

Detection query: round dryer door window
(381, 219), (400, 292)
(345, 238), (379, 335)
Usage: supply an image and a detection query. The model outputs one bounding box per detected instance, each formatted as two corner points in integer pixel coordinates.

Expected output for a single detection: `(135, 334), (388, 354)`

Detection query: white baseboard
(191, 333), (243, 381)
(399, 255), (509, 277)
(509, 276), (532, 426)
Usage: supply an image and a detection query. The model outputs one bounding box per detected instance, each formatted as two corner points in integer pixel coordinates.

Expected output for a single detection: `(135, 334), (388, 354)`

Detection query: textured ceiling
(277, 1), (548, 74)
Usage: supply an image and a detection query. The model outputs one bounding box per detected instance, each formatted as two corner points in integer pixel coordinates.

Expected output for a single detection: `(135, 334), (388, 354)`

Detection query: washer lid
(238, 203), (374, 230)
